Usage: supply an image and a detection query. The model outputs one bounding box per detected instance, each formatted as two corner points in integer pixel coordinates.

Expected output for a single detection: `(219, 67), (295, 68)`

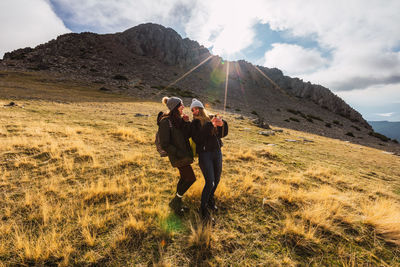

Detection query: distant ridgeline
(2, 22), (400, 151)
(368, 121), (400, 141)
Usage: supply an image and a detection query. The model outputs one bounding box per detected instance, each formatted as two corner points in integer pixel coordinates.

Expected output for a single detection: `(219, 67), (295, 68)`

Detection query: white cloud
(49, 0), (195, 33)
(263, 43), (327, 76)
(183, 0), (260, 57)
(375, 113), (394, 117)
(253, 0), (400, 91)
(0, 0), (70, 58)
(336, 84), (400, 107)
(336, 83), (400, 121)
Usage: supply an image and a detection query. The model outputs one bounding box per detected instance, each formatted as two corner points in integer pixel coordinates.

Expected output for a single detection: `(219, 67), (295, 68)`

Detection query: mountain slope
(1, 23), (399, 152)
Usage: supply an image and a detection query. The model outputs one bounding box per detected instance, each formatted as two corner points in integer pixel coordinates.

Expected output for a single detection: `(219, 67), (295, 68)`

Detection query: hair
(194, 108), (217, 135)
(160, 98), (183, 128)
(169, 105), (183, 128)
(193, 108), (210, 126)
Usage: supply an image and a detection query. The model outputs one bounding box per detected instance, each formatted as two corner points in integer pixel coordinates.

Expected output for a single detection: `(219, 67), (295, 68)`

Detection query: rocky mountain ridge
(2, 23), (398, 151)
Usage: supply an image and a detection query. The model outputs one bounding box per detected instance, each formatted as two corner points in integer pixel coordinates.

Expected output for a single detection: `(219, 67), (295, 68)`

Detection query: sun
(211, 26), (253, 59)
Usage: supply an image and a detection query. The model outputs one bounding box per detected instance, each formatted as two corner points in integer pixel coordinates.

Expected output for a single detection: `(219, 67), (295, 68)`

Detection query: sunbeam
(253, 65), (288, 96)
(224, 61), (230, 114)
(161, 55), (213, 93)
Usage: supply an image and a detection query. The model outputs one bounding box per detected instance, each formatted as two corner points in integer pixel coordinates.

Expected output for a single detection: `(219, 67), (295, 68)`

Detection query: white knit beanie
(190, 98), (204, 110)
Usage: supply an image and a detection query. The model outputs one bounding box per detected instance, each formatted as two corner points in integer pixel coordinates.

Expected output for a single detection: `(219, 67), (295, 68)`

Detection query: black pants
(176, 165), (196, 196)
(199, 149), (222, 211)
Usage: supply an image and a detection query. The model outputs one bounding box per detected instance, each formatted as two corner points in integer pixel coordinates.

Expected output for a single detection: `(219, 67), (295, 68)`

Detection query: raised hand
(212, 117), (223, 127)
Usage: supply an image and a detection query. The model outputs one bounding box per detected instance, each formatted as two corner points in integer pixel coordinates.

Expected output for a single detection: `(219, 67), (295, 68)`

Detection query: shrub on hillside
(113, 74), (128, 81)
(369, 131), (390, 142)
(307, 114), (323, 121)
(298, 111), (307, 118)
(286, 109), (298, 115)
(345, 132), (355, 137)
(333, 120), (343, 126)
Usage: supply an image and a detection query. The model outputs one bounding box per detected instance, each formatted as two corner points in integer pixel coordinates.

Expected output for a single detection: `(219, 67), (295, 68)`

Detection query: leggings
(176, 165), (196, 196)
(198, 149), (222, 210)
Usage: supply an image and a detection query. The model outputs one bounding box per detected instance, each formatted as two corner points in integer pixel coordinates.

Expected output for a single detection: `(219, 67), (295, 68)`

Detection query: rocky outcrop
(119, 23), (210, 66)
(262, 67), (367, 126)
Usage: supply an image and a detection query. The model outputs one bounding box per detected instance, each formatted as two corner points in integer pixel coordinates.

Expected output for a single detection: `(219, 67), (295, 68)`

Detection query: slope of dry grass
(0, 71), (400, 266)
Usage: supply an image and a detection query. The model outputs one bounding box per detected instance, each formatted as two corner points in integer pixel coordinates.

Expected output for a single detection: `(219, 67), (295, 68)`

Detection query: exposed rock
(4, 102), (17, 107)
(382, 151), (394, 155)
(134, 113), (149, 117)
(119, 23), (210, 66)
(253, 117), (271, 129)
(259, 131), (275, 136)
(264, 143), (277, 146)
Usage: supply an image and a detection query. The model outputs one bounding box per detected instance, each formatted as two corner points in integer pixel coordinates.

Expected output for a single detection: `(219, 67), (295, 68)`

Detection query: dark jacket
(158, 115), (194, 168)
(191, 118), (228, 153)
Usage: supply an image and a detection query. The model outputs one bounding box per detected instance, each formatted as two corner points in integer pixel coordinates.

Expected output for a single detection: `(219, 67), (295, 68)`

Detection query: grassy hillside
(0, 71), (400, 266)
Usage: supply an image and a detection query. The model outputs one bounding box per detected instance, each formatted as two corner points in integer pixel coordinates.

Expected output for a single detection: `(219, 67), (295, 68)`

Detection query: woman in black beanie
(157, 96), (196, 216)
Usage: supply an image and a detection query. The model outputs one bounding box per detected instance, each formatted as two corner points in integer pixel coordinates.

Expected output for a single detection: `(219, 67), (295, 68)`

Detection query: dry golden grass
(361, 198), (400, 246)
(1, 70), (400, 265)
(188, 222), (212, 249)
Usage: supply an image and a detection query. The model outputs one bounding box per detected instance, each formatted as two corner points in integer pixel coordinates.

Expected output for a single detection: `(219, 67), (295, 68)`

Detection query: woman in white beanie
(190, 98), (228, 223)
(157, 96), (196, 216)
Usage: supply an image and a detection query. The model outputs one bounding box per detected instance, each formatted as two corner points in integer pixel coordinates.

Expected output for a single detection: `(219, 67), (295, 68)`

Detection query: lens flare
(253, 65), (288, 96)
(158, 55), (213, 94)
(224, 61), (230, 114)
(234, 62), (245, 95)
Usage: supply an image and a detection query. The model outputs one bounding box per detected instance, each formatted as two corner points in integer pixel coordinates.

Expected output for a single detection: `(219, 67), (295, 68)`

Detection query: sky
(1, 0), (399, 122)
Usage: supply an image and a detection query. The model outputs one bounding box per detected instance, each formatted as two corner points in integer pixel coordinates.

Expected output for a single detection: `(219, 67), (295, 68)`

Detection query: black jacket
(158, 114), (193, 167)
(191, 119), (228, 153)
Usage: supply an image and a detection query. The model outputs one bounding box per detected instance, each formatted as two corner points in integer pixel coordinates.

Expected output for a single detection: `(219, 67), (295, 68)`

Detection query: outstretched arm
(217, 120), (228, 138)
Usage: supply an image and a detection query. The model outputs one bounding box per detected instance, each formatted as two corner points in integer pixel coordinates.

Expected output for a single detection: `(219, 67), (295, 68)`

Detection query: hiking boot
(201, 207), (215, 225)
(208, 198), (218, 212)
(169, 196), (186, 216)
